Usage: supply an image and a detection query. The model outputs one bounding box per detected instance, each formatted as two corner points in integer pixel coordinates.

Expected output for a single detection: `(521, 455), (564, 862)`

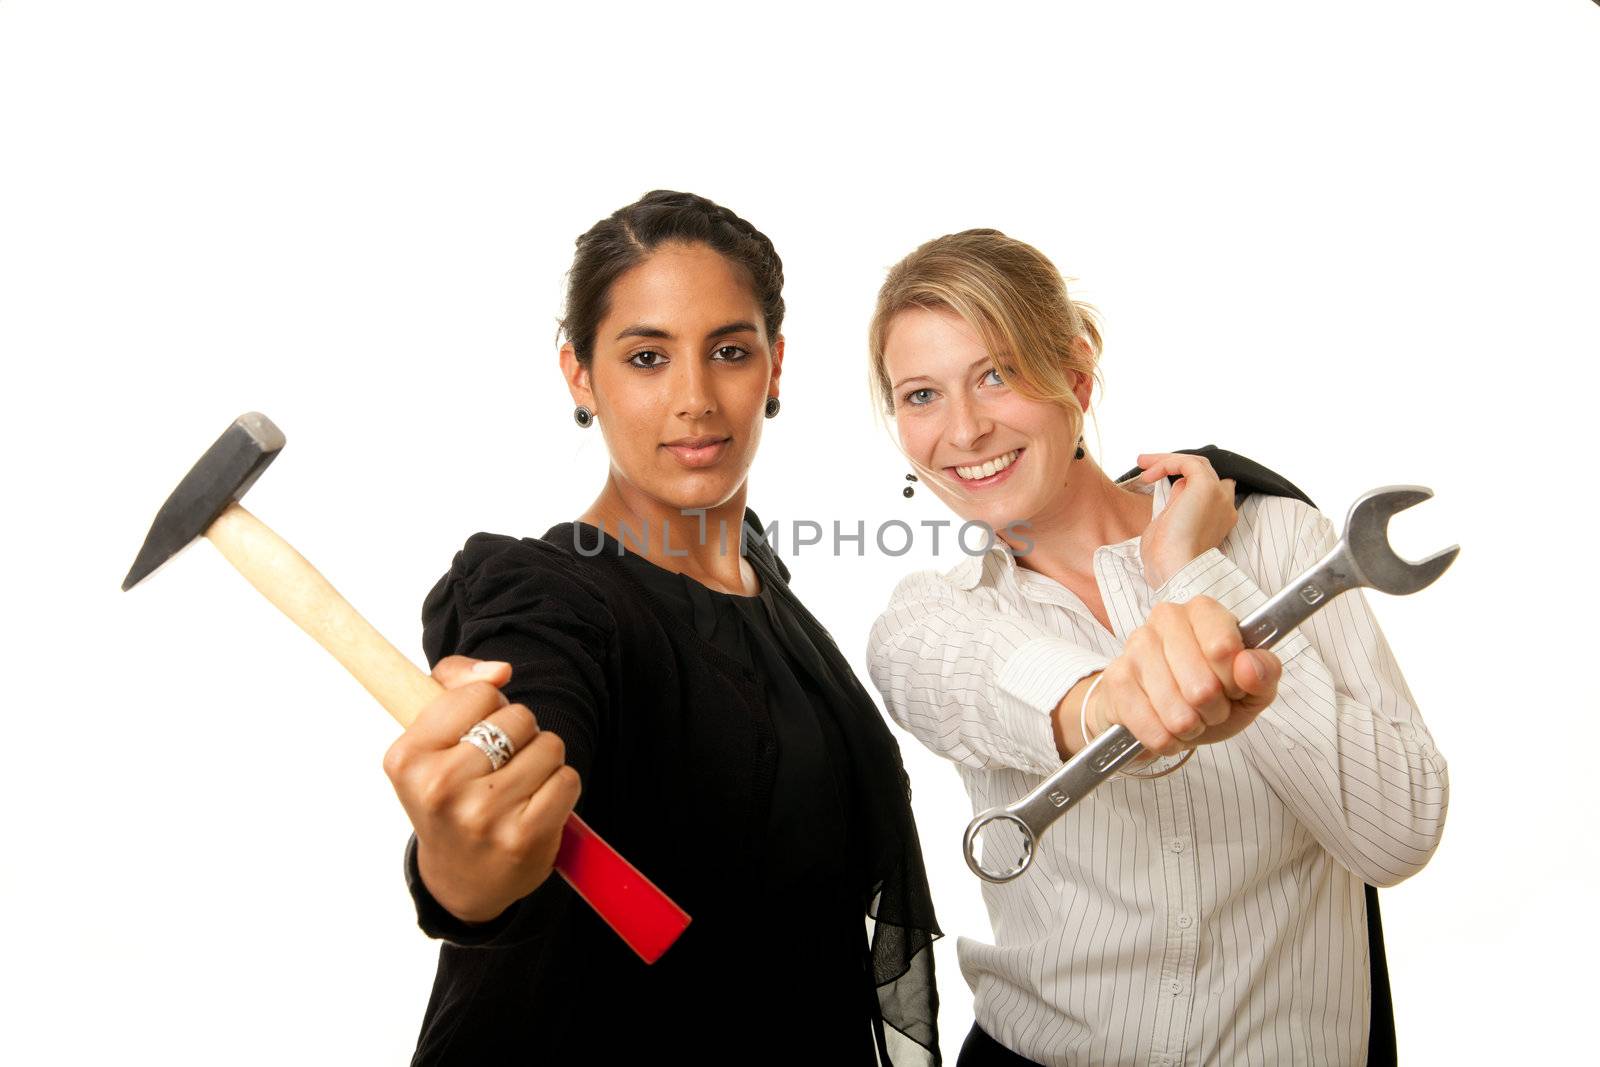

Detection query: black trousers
(957, 1024), (1042, 1066)
(958, 1011), (1395, 1066)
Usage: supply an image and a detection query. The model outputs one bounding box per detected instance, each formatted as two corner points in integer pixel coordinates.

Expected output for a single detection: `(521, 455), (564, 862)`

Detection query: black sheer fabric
(598, 517), (943, 1064)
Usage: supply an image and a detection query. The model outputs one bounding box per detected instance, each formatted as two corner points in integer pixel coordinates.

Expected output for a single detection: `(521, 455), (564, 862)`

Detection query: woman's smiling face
(884, 305), (1083, 533)
(567, 241), (782, 514)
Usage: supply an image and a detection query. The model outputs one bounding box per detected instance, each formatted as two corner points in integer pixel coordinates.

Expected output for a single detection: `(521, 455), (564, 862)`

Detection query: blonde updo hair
(868, 229), (1103, 442)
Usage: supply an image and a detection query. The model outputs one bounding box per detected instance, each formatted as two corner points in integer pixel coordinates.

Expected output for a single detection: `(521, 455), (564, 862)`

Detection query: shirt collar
(941, 474), (1169, 591)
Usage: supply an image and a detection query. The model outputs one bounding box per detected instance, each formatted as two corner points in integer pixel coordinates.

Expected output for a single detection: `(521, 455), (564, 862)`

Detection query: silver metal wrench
(962, 485), (1458, 884)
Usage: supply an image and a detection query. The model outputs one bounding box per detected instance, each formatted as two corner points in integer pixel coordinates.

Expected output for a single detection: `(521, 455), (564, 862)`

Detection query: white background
(2, 1), (1596, 1062)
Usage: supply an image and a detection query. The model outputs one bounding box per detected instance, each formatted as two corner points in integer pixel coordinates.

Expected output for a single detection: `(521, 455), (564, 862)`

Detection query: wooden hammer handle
(203, 502), (690, 963)
(206, 503), (441, 727)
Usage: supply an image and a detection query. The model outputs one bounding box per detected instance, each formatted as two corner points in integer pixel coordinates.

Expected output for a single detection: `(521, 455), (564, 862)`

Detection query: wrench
(962, 485), (1458, 884)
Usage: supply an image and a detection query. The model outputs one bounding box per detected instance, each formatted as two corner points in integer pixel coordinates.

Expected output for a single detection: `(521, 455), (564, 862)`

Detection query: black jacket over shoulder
(403, 513), (937, 1065)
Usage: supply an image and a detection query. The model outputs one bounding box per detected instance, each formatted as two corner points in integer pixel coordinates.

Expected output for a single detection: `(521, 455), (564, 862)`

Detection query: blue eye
(712, 345), (750, 362)
(628, 350), (667, 369)
(982, 367), (1005, 386)
(903, 388), (936, 407)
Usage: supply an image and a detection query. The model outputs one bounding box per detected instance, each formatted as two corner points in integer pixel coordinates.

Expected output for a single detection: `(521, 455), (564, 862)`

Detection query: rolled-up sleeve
(868, 569), (1108, 777)
(405, 532), (612, 945)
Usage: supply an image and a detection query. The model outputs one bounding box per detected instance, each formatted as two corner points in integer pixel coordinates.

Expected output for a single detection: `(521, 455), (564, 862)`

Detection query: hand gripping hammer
(123, 412), (690, 962)
(962, 485), (1458, 884)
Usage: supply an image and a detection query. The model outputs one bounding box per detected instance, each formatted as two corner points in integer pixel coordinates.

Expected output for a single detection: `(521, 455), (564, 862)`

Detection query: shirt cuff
(1154, 549), (1313, 663)
(404, 835), (520, 946)
(996, 636), (1110, 772)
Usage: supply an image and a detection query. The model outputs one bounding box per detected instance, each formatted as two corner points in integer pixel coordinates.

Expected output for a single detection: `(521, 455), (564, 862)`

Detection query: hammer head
(1343, 485), (1460, 596)
(122, 412), (286, 591)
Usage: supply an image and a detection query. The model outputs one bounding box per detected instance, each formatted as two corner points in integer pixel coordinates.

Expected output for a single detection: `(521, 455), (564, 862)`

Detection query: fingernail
(472, 660), (510, 677)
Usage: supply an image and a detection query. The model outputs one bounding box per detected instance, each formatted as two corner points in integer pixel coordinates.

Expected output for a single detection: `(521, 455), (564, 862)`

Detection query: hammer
(123, 412), (690, 963)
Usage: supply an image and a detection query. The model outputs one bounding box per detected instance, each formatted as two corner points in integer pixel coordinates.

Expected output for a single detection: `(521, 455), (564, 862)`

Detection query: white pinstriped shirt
(867, 478), (1448, 1067)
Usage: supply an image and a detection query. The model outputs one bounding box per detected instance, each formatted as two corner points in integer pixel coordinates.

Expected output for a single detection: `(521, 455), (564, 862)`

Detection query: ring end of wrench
(963, 808), (1036, 884)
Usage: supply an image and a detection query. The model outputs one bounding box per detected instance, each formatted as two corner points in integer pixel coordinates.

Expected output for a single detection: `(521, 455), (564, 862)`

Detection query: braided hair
(561, 190), (786, 364)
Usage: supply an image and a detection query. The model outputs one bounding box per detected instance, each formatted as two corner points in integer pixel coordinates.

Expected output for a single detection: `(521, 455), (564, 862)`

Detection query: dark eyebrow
(890, 357), (995, 391)
(706, 321), (758, 340)
(615, 324), (673, 341)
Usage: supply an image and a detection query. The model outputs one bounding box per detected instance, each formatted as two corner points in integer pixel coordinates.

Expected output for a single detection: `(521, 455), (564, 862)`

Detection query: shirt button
(1177, 914), (1193, 929)
(1169, 979), (1183, 995)
(1169, 839), (1185, 853)
(1170, 583), (1188, 600)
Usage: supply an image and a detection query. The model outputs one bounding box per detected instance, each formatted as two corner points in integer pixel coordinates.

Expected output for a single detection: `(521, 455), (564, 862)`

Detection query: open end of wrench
(963, 809), (1036, 883)
(1345, 486), (1461, 596)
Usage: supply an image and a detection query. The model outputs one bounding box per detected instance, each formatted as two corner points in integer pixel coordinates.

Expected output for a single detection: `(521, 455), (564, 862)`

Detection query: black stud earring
(903, 473), (917, 498)
(764, 396), (781, 419)
(1075, 436), (1085, 460)
(574, 405), (594, 428)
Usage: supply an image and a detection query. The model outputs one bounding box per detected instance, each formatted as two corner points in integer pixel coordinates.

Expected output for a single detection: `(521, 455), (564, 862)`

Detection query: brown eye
(712, 345), (750, 362)
(628, 350), (667, 369)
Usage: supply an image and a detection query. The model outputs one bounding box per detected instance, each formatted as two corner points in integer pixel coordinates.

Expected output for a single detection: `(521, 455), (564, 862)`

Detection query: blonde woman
(864, 230), (1446, 1066)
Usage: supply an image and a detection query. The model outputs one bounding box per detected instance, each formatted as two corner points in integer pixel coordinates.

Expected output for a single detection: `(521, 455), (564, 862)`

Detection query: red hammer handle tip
(554, 814), (691, 965)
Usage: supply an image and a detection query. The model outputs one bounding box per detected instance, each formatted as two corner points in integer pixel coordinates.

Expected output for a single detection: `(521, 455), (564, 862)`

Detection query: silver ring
(459, 719), (516, 772)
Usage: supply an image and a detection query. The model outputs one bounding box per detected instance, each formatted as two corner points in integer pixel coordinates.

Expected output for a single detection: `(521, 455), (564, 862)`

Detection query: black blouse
(403, 513), (940, 1065)
(611, 532), (875, 1054)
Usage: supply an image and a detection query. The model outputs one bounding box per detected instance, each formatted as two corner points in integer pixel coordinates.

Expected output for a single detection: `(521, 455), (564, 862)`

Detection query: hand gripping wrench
(962, 485), (1458, 884)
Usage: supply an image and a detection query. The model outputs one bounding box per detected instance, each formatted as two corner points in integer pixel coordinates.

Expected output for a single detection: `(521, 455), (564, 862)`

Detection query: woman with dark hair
(864, 229), (1447, 1066)
(382, 191), (941, 1064)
